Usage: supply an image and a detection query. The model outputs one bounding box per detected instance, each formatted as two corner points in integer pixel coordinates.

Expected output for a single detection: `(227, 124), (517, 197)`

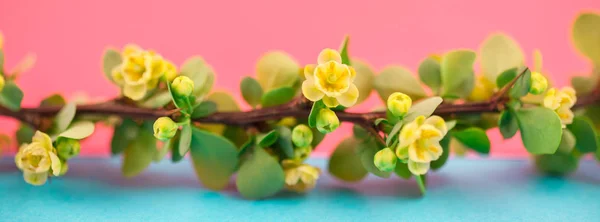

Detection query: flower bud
(316, 109), (340, 133)
(56, 137), (81, 160)
(153, 117), (178, 141)
(374, 147), (397, 172)
(0, 75), (5, 92)
(387, 92), (412, 117)
(293, 146), (312, 163)
(292, 124), (313, 148)
(277, 117), (297, 127)
(529, 72), (548, 95)
(171, 76), (194, 97)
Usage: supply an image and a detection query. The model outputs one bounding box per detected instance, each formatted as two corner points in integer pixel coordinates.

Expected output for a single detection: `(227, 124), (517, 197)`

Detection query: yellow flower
(292, 124), (313, 148)
(283, 160), (321, 193)
(387, 92), (412, 117)
(0, 75), (5, 92)
(529, 71), (548, 95)
(153, 117), (178, 141)
(302, 48), (359, 108)
(396, 115), (447, 175)
(468, 75), (495, 102)
(111, 46), (169, 100)
(164, 60), (178, 81)
(14, 131), (62, 186)
(374, 147), (397, 172)
(543, 87), (576, 127)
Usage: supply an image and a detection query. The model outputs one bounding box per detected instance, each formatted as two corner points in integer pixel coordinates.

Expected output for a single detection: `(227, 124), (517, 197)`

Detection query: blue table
(1, 158), (598, 221)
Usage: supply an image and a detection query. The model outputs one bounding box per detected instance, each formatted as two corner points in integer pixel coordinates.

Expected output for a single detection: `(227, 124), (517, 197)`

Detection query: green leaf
(58, 121), (95, 139)
(567, 116), (599, 153)
(16, 124), (34, 145)
(352, 124), (369, 140)
(418, 57), (442, 94)
(238, 136), (255, 157)
(255, 51), (300, 92)
(339, 36), (351, 65)
(190, 128), (239, 190)
(394, 162), (412, 179)
(122, 123), (156, 177)
(102, 49), (122, 83)
(572, 76), (597, 96)
(351, 59), (375, 104)
(329, 138), (368, 182)
(0, 81), (24, 111)
(40, 94), (66, 107)
(311, 127), (326, 147)
(358, 139), (391, 178)
(222, 126), (249, 148)
(257, 130), (279, 147)
(440, 50), (476, 98)
(431, 133), (451, 170)
(153, 138), (174, 162)
(479, 33), (525, 82)
(191, 101), (217, 118)
(386, 122), (403, 146)
(509, 68), (531, 99)
(374, 65), (427, 101)
(558, 129), (576, 154)
(139, 92), (172, 108)
(498, 110), (518, 139)
(170, 132), (184, 162)
(515, 107), (562, 154)
(111, 118), (139, 155)
(0, 50), (4, 71)
(403, 97), (443, 123)
(495, 67), (518, 88)
(308, 100), (326, 128)
(453, 127), (491, 154)
(261, 87), (295, 108)
(236, 147), (285, 199)
(572, 13), (600, 65)
(535, 152), (579, 176)
(415, 174), (427, 195)
(240, 77), (263, 107)
(180, 56), (215, 99)
(53, 102), (76, 133)
(274, 126), (294, 158)
(178, 124), (192, 155)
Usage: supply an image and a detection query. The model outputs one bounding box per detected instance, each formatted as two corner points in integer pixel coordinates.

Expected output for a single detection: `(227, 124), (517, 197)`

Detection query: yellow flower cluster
(302, 49), (359, 108)
(396, 115), (448, 175)
(111, 45), (178, 100)
(543, 87), (577, 127)
(14, 131), (62, 186)
(282, 160), (321, 193)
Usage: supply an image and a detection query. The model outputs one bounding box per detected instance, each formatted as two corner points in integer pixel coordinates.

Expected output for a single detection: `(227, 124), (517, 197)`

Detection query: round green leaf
(351, 59), (375, 104)
(190, 128), (239, 191)
(453, 127), (491, 154)
(0, 81), (24, 111)
(431, 133), (451, 170)
(534, 152), (579, 176)
(479, 33), (525, 82)
(403, 97), (443, 123)
(571, 76), (597, 96)
(16, 124), (34, 145)
(558, 129), (576, 154)
(255, 51), (300, 92)
(40, 94), (66, 107)
(274, 126), (294, 158)
(495, 68), (518, 88)
(199, 92), (240, 134)
(418, 57), (442, 94)
(58, 121), (95, 139)
(180, 56), (215, 100)
(53, 102), (76, 133)
(572, 13), (600, 65)
(498, 110), (518, 139)
(567, 116), (599, 153)
(358, 139), (391, 178)
(139, 92), (172, 108)
(111, 118), (139, 155)
(261, 87), (295, 107)
(394, 162), (412, 179)
(441, 50), (476, 98)
(515, 107), (562, 154)
(240, 76), (263, 107)
(178, 124), (192, 155)
(509, 68), (531, 99)
(102, 49), (122, 83)
(257, 130), (279, 147)
(329, 137), (368, 182)
(374, 65), (427, 101)
(236, 147), (285, 199)
(191, 101), (217, 118)
(122, 124), (156, 177)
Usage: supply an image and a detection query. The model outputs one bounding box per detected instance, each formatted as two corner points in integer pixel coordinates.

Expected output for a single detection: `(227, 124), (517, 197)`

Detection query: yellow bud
(387, 92), (412, 117)
(0, 75), (5, 92)
(316, 109), (340, 134)
(468, 75), (495, 102)
(55, 137), (81, 160)
(171, 76), (194, 97)
(292, 124), (313, 148)
(529, 72), (548, 95)
(277, 117), (297, 127)
(153, 117), (178, 141)
(374, 147), (397, 172)
(293, 146), (312, 163)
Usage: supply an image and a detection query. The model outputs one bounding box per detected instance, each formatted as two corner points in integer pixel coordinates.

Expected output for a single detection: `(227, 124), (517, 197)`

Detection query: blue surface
(1, 157), (599, 221)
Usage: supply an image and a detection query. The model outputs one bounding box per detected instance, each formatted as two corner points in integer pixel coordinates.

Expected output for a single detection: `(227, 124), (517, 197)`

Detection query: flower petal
(348, 66), (356, 82)
(32, 131), (52, 151)
(304, 64), (316, 81)
(419, 124), (443, 141)
(14, 144), (26, 170)
(23, 171), (48, 186)
(424, 115), (447, 135)
(556, 106), (574, 127)
(543, 88), (559, 110)
(408, 142), (432, 163)
(317, 48), (342, 65)
(285, 169), (301, 186)
(123, 84), (147, 101)
(49, 152), (62, 176)
(395, 144), (409, 159)
(337, 84), (358, 107)
(426, 142), (443, 161)
(408, 160), (430, 175)
(322, 96), (340, 108)
(399, 122), (421, 148)
(302, 80), (324, 101)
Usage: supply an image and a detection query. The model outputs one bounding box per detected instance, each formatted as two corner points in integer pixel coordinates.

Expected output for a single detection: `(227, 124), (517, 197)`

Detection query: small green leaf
(239, 136), (255, 157)
(358, 139), (391, 178)
(53, 102), (76, 133)
(190, 128), (239, 190)
(153, 138), (174, 162)
(170, 133), (184, 162)
(308, 100), (326, 128)
(257, 130), (279, 147)
(515, 107), (562, 154)
(572, 13), (600, 65)
(394, 162), (412, 179)
(386, 122), (403, 146)
(58, 121), (95, 139)
(479, 33), (525, 82)
(102, 49), (122, 83)
(274, 126), (294, 158)
(415, 174), (427, 195)
(572, 76), (597, 96)
(16, 124), (34, 145)
(261, 87), (295, 107)
(311, 127), (326, 147)
(351, 59), (375, 104)
(567, 116), (599, 153)
(240, 77), (263, 107)
(403, 97), (443, 123)
(222, 126), (249, 148)
(180, 56), (215, 99)
(111, 118), (139, 155)
(352, 124), (370, 140)
(329, 138), (368, 182)
(0, 82), (24, 111)
(339, 36), (351, 65)
(122, 123), (156, 177)
(191, 101), (217, 118)
(40, 94), (66, 107)
(441, 50), (476, 98)
(236, 147), (285, 199)
(178, 124), (192, 155)
(498, 110), (518, 139)
(453, 127), (490, 154)
(374, 66), (427, 101)
(418, 57), (442, 94)
(431, 133), (451, 170)
(558, 129), (576, 154)
(139, 92), (172, 108)
(509, 68), (531, 99)
(534, 152), (579, 176)
(255, 51), (300, 92)
(495, 67), (518, 88)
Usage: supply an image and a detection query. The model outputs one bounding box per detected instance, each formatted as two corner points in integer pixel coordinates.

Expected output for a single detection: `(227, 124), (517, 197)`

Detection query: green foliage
(58, 121), (95, 139)
(572, 13), (600, 65)
(0, 50), (4, 72)
(571, 76), (597, 96)
(535, 152), (579, 176)
(102, 49), (122, 83)
(374, 66), (427, 101)
(274, 126), (294, 158)
(415, 174), (427, 195)
(167, 78), (193, 114)
(350, 59), (375, 104)
(440, 50), (476, 98)
(329, 137), (368, 182)
(178, 124), (192, 155)
(240, 76), (263, 107)
(509, 68), (531, 99)
(515, 107), (563, 154)
(255, 51), (299, 92)
(358, 138), (391, 178)
(236, 146), (285, 199)
(261, 87), (295, 107)
(139, 92), (172, 108)
(430, 133), (451, 170)
(339, 36), (351, 65)
(111, 118), (139, 155)
(496, 68), (518, 88)
(190, 128), (239, 190)
(122, 122), (156, 177)
(16, 124), (34, 145)
(403, 97), (443, 123)
(385, 122), (403, 146)
(394, 162), (412, 179)
(154, 138), (174, 162)
(479, 33), (525, 82)
(498, 110), (518, 139)
(308, 100), (326, 128)
(53, 102), (76, 133)
(418, 57), (442, 94)
(191, 101), (217, 118)
(0, 81), (24, 111)
(567, 116), (599, 153)
(179, 56), (215, 100)
(40, 94), (66, 107)
(453, 127), (491, 154)
(257, 130), (279, 147)
(558, 129), (576, 153)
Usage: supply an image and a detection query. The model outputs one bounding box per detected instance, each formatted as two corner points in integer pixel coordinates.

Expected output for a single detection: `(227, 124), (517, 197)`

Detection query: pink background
(1, 0), (599, 157)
